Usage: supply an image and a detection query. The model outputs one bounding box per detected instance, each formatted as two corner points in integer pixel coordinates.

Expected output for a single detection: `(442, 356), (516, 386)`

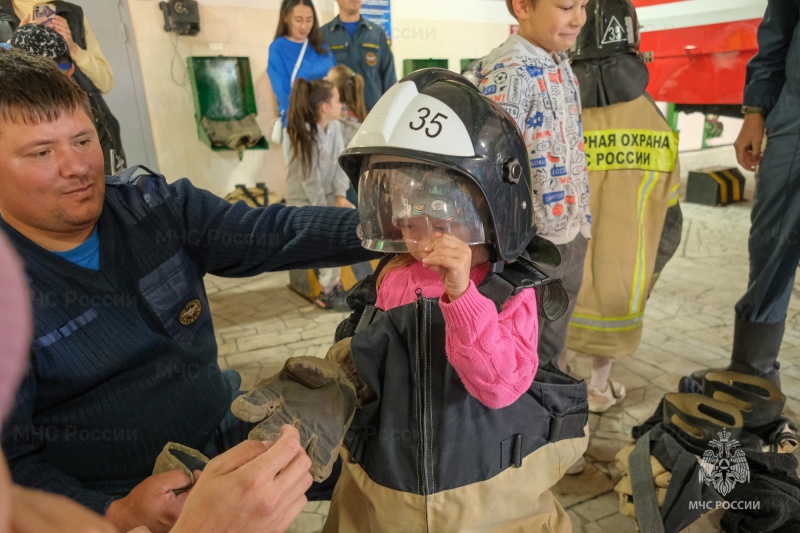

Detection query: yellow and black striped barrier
(685, 167), (746, 206)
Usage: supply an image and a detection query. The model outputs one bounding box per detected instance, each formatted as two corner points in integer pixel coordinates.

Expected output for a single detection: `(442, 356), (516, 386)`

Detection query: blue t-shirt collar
(51, 225), (100, 270)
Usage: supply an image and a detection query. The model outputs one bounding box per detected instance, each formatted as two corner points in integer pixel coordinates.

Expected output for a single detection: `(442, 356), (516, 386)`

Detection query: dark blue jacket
(321, 16), (397, 111)
(1, 168), (376, 513)
(744, 0), (800, 113)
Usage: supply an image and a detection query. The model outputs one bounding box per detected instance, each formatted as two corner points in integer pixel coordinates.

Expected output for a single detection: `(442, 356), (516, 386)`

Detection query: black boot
(730, 318), (783, 386)
(691, 318), (783, 386)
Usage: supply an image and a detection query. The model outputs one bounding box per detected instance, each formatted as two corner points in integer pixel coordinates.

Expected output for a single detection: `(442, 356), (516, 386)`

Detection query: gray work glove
(231, 355), (357, 482)
(153, 442), (210, 494)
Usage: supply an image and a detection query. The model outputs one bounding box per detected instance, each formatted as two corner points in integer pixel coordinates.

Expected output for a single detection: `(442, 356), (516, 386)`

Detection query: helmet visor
(356, 158), (489, 253)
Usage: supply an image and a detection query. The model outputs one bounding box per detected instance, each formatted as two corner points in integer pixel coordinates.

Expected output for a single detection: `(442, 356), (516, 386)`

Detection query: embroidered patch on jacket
(179, 299), (202, 325)
(365, 51), (377, 66)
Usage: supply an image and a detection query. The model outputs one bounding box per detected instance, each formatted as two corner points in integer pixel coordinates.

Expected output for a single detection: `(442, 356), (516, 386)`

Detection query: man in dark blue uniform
(321, 0), (397, 112)
(0, 48), (376, 533)
(726, 0), (800, 385)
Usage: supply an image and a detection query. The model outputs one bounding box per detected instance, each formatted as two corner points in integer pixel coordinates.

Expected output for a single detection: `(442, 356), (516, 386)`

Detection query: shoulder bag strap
(290, 39), (309, 87)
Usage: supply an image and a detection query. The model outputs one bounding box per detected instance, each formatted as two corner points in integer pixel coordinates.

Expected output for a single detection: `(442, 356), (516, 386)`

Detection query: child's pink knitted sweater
(375, 261), (539, 409)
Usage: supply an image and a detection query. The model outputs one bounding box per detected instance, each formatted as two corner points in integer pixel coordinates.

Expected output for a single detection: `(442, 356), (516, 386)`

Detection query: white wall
(126, 0), (515, 197)
(391, 17), (510, 78)
(128, 0), (337, 198)
(393, 0), (515, 25)
(125, 0), (743, 197)
(384, 0), (515, 77)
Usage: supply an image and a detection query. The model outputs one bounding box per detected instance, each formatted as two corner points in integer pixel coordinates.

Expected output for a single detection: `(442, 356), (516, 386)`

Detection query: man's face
(0, 108), (105, 242)
(337, 0), (362, 17)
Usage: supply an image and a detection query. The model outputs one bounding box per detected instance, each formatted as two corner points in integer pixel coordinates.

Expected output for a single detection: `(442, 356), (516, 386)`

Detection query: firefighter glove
(231, 356), (357, 482)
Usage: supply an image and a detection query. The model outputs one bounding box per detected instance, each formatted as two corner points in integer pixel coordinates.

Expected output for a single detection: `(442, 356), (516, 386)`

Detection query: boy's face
(514, 0), (588, 54)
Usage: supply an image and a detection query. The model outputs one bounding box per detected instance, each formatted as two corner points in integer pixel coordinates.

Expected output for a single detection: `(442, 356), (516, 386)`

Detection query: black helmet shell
(572, 0), (640, 60)
(339, 68), (534, 262)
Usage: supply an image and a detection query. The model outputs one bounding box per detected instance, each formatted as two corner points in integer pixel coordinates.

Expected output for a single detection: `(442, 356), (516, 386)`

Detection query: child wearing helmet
(232, 69), (588, 533)
(364, 159), (492, 301)
(324, 69), (588, 532)
(354, 157), (528, 406)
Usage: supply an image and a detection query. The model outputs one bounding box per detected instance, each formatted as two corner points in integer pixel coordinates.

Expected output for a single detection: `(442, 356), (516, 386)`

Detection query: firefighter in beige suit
(566, 0), (682, 415)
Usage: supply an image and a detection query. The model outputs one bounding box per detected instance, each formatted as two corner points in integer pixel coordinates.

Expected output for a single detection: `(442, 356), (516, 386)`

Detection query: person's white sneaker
(587, 380), (626, 414)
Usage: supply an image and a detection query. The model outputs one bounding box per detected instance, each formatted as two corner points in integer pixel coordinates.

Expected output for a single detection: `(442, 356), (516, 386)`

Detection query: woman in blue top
(268, 0), (336, 160)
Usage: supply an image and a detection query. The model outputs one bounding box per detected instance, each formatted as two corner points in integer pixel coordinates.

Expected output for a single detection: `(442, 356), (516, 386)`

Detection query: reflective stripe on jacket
(567, 95), (680, 358)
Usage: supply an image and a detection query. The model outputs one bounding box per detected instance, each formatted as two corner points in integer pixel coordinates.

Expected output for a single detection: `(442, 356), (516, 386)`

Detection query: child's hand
(421, 233), (472, 301)
(335, 195), (355, 209)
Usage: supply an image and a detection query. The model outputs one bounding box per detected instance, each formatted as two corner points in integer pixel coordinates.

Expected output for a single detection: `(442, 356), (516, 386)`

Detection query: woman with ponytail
(285, 78), (353, 311)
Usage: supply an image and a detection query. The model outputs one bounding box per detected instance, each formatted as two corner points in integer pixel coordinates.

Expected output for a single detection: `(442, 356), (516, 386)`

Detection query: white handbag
(270, 117), (284, 145)
(271, 39), (308, 145)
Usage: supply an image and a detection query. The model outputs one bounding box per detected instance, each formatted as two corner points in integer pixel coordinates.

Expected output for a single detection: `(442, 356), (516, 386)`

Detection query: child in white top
(285, 78), (354, 310)
(477, 0), (592, 366)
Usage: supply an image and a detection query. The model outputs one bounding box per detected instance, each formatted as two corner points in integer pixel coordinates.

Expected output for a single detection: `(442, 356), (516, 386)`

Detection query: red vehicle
(634, 0), (765, 116)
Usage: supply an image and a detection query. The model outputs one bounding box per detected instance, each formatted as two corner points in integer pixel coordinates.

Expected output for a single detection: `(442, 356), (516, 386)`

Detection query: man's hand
(171, 425), (313, 533)
(734, 113), (766, 171)
(45, 16), (80, 55)
(104, 471), (190, 533)
(421, 233), (473, 301)
(9, 485), (116, 533)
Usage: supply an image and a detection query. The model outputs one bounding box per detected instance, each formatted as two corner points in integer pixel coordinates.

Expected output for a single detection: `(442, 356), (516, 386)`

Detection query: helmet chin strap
(489, 247), (504, 273)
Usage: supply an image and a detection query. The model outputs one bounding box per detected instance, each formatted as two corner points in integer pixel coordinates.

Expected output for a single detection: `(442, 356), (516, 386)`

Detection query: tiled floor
(205, 149), (800, 532)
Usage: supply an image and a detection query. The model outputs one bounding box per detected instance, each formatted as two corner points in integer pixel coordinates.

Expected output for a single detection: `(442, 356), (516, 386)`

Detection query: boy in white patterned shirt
(477, 0), (591, 366)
